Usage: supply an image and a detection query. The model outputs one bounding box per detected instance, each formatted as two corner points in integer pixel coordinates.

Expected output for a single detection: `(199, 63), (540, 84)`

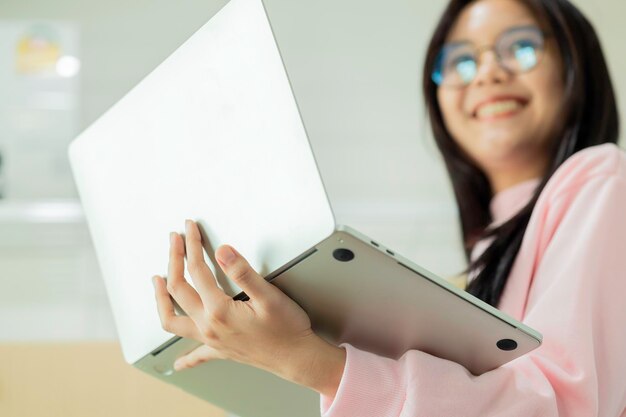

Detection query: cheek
(436, 89), (467, 135)
(526, 55), (564, 128)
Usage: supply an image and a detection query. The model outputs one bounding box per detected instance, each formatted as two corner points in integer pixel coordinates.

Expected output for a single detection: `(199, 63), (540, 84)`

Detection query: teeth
(476, 100), (523, 118)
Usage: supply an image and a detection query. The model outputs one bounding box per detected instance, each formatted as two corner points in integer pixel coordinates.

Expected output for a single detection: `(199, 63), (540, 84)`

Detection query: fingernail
(170, 232), (176, 244)
(174, 360), (184, 371)
(218, 246), (236, 265)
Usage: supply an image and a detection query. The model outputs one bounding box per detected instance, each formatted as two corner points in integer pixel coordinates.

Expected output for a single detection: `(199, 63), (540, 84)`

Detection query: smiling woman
(151, 0), (626, 416)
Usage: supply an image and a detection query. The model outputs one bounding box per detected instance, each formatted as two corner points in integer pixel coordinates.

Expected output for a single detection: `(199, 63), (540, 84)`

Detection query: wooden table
(0, 342), (226, 417)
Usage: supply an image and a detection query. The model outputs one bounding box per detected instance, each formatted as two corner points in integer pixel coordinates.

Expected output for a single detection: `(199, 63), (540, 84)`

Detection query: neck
(489, 172), (543, 195)
(486, 157), (548, 195)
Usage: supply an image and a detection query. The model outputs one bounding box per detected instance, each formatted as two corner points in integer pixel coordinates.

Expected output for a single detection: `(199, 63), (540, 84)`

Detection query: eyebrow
(446, 22), (540, 45)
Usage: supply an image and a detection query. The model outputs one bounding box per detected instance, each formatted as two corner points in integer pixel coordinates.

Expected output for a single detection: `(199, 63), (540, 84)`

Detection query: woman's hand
(152, 220), (345, 397)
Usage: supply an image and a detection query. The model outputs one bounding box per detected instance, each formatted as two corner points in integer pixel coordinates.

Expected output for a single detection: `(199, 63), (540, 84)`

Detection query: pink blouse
(320, 143), (626, 416)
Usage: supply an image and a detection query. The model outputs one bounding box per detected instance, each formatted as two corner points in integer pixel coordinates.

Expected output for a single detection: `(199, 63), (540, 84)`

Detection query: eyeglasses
(432, 25), (549, 88)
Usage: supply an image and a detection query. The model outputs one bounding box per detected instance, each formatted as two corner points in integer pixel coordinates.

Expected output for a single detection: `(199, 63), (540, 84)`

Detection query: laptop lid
(68, 0), (335, 364)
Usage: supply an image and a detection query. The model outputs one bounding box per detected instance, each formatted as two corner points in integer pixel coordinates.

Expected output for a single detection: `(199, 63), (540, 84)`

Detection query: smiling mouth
(473, 99), (528, 120)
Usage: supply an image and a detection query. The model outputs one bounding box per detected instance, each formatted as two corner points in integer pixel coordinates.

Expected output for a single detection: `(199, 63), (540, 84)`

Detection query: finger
(153, 275), (202, 340)
(174, 344), (223, 371)
(184, 220), (227, 304)
(168, 232), (204, 317)
(215, 244), (274, 302)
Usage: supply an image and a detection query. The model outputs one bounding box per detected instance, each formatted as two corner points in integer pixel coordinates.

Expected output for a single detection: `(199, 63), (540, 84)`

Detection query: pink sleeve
(320, 173), (626, 416)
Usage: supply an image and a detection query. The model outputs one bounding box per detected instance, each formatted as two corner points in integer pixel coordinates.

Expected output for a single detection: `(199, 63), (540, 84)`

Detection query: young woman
(152, 0), (626, 415)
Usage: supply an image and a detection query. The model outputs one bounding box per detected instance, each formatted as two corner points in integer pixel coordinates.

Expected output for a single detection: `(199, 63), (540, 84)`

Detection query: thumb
(174, 344), (222, 371)
(215, 245), (271, 300)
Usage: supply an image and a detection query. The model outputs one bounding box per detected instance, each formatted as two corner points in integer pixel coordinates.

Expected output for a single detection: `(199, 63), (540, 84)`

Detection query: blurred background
(0, 0), (623, 415)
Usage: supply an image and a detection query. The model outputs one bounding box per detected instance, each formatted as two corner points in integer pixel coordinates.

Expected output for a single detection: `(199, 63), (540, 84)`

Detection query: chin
(477, 127), (530, 149)
(458, 132), (520, 160)
(480, 142), (542, 172)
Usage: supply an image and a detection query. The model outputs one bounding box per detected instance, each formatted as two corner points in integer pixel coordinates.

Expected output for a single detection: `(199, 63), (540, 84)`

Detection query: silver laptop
(68, 0), (542, 415)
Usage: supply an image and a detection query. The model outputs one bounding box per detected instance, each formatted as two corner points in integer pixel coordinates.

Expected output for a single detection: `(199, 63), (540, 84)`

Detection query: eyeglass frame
(431, 25), (552, 88)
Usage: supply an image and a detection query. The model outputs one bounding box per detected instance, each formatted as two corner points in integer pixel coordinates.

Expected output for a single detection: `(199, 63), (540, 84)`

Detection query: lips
(471, 96), (529, 120)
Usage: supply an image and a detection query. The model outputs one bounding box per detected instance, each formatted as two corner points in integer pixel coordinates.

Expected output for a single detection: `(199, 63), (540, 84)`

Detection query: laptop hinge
(233, 246), (318, 301)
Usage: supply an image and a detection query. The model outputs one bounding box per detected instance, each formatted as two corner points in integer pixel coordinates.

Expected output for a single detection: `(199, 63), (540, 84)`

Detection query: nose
(472, 50), (511, 87)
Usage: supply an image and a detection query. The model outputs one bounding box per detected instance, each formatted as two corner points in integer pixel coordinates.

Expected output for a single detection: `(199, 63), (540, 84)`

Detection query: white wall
(1, 0), (623, 202)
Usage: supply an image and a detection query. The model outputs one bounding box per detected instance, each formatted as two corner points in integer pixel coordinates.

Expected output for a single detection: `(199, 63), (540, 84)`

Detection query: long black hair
(422, 0), (620, 307)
